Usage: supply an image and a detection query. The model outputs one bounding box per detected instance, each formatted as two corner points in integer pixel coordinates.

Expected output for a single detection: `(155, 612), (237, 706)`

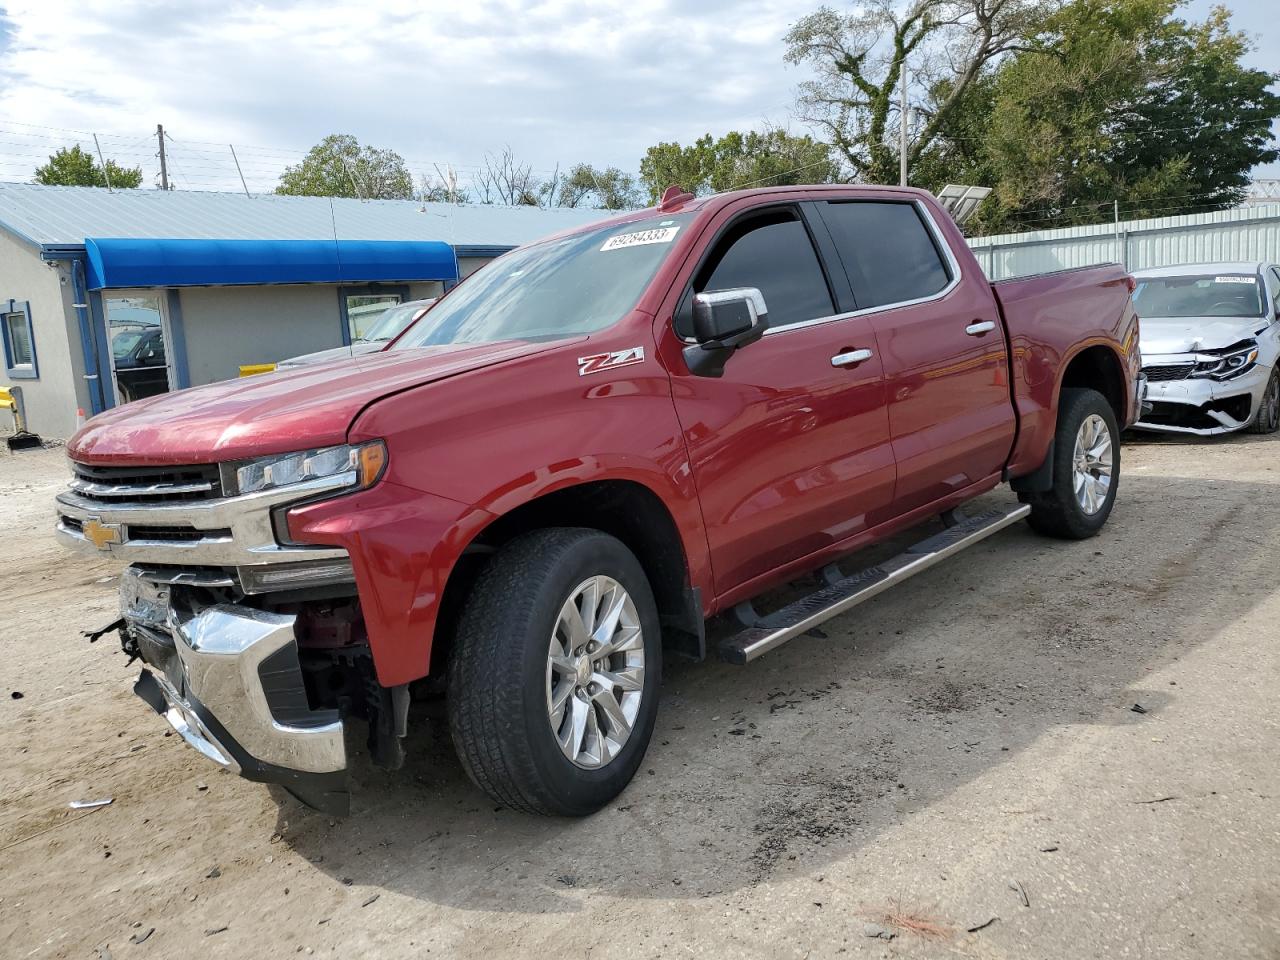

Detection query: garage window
(2, 300), (37, 379)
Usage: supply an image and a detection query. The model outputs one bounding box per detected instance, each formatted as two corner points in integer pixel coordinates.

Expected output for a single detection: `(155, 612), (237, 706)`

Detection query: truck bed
(990, 262), (1139, 477)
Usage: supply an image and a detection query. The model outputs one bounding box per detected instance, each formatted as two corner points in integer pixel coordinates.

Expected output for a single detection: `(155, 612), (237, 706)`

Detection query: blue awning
(84, 237), (459, 290)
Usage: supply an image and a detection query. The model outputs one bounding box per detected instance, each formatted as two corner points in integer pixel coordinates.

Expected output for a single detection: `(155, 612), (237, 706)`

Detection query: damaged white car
(1132, 262), (1280, 435)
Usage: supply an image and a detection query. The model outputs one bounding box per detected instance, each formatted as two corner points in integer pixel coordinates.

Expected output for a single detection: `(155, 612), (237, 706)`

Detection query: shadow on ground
(272, 460), (1277, 914)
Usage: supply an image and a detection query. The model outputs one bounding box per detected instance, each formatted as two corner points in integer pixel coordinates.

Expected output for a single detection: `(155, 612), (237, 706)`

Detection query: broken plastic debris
(69, 798), (113, 810)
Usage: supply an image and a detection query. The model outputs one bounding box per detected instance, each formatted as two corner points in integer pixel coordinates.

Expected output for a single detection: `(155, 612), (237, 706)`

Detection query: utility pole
(93, 134), (114, 192)
(156, 124), (170, 191)
(899, 58), (909, 187)
(229, 145), (251, 198)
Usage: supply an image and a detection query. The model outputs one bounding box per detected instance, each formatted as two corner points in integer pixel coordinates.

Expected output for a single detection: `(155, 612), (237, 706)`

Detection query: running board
(718, 505), (1031, 664)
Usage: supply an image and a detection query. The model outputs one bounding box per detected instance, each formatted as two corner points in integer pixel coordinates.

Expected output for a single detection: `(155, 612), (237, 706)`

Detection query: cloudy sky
(0, 0), (1274, 193)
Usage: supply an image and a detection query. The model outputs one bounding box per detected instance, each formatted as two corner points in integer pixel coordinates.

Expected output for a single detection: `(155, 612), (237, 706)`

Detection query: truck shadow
(274, 464), (1278, 914)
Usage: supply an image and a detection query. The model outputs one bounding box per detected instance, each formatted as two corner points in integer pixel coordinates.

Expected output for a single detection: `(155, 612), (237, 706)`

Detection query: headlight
(1189, 341), (1259, 381)
(229, 441), (387, 495)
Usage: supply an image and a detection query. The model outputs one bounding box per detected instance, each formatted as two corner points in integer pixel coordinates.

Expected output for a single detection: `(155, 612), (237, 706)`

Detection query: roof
(0, 183), (610, 255)
(1132, 261), (1268, 277)
(84, 237), (458, 290)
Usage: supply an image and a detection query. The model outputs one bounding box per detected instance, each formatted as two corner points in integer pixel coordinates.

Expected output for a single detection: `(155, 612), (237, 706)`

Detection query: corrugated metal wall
(968, 203), (1280, 280)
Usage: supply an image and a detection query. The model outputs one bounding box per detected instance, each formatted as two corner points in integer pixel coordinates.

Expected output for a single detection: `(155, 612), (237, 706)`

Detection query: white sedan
(1132, 261), (1280, 435)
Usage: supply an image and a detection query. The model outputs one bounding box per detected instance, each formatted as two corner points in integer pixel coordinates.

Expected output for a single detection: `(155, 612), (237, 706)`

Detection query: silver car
(1132, 262), (1280, 435)
(275, 298), (437, 370)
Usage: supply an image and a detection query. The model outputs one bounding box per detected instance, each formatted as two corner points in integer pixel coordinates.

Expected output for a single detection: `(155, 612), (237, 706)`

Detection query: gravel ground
(1, 432), (1277, 959)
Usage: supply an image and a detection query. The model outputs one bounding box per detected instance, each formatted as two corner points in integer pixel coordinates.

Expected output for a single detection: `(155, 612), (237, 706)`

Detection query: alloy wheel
(1072, 413), (1113, 515)
(545, 575), (645, 769)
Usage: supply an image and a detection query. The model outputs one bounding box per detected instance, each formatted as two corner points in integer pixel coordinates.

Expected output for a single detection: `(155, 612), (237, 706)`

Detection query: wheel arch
(1012, 342), (1128, 493)
(431, 478), (705, 676)
(1059, 343), (1128, 426)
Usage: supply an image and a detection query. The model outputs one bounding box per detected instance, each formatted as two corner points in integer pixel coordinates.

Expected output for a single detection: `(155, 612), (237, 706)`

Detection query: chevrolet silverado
(57, 185), (1142, 816)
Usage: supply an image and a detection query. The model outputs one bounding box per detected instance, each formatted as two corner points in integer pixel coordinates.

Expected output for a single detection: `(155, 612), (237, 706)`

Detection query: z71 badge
(578, 346), (645, 376)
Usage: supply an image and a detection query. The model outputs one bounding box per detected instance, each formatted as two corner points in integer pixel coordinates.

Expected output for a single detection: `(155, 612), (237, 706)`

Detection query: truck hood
(68, 340), (557, 465)
(276, 341), (386, 368)
(1139, 315), (1264, 355)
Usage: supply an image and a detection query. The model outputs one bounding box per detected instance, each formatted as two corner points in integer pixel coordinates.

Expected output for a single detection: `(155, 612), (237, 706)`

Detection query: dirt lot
(1, 432), (1277, 960)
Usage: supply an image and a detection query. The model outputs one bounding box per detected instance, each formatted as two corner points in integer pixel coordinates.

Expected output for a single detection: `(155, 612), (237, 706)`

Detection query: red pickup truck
(58, 185), (1141, 816)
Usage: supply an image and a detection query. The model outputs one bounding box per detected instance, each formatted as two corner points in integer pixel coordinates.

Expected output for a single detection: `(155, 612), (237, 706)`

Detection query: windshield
(1133, 274), (1264, 319)
(395, 215), (694, 348)
(359, 300), (433, 342)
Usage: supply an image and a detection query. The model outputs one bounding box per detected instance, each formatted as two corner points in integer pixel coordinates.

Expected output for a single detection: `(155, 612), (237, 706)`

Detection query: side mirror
(684, 287), (770, 377)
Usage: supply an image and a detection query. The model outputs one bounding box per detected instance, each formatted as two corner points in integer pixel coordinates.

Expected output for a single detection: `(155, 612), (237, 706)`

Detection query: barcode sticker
(601, 226), (680, 251)
(1214, 276), (1255, 283)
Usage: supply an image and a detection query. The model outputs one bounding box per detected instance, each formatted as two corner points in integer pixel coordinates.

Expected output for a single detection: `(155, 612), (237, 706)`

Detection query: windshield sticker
(600, 226), (680, 251)
(578, 346), (645, 376)
(1214, 276), (1255, 283)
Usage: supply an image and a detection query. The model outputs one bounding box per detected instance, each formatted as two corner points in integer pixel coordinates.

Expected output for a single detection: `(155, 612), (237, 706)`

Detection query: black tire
(447, 528), (662, 816)
(1247, 368), (1280, 434)
(1020, 387), (1120, 540)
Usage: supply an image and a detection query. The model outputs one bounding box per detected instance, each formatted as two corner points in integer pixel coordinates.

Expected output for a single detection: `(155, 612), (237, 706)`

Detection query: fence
(967, 203), (1280, 280)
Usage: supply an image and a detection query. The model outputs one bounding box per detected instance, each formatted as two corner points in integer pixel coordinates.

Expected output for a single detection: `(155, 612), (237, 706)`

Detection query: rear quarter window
(820, 201), (952, 309)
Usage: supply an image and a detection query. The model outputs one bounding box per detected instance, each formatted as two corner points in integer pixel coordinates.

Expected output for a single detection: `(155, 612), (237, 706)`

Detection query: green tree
(784, 0), (1049, 185)
(543, 163), (642, 209)
(277, 134), (413, 199)
(639, 128), (836, 202)
(915, 0), (1280, 234)
(34, 145), (144, 189)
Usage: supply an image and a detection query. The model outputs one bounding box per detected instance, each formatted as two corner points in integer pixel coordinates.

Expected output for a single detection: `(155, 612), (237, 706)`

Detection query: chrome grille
(69, 461), (223, 503)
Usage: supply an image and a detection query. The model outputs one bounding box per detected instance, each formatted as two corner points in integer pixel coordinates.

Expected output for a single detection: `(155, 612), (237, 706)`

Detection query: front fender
(287, 481), (494, 687)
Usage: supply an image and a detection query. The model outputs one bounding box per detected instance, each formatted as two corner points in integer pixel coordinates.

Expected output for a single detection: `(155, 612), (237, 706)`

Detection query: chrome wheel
(546, 576), (645, 769)
(1072, 413), (1113, 515)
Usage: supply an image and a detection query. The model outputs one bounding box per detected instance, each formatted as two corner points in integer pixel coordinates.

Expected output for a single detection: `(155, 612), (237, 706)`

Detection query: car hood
(1139, 315), (1265, 355)
(277, 341), (387, 367)
(68, 340), (558, 465)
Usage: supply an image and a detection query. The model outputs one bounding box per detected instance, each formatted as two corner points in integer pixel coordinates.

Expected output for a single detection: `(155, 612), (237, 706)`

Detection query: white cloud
(0, 0), (822, 191)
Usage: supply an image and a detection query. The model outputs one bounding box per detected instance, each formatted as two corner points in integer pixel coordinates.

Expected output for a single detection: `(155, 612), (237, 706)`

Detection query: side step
(718, 504), (1031, 664)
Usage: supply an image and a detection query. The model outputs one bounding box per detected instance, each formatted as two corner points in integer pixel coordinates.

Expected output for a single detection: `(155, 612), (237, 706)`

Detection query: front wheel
(1248, 368), (1280, 434)
(1021, 387), (1120, 539)
(447, 528), (661, 816)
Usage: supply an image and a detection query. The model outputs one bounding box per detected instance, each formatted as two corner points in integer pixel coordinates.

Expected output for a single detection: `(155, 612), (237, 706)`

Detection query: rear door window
(688, 210), (834, 333)
(820, 201), (952, 309)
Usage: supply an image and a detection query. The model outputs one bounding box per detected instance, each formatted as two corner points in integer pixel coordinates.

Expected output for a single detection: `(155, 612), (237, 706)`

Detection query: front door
(104, 292), (174, 405)
(666, 205), (896, 595)
(814, 199), (1015, 514)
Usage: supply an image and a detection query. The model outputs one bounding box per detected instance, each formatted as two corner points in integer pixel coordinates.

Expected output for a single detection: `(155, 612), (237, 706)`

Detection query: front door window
(105, 294), (172, 404)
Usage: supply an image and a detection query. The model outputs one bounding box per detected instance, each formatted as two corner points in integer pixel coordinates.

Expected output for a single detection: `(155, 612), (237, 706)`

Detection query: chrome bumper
(132, 602), (349, 812)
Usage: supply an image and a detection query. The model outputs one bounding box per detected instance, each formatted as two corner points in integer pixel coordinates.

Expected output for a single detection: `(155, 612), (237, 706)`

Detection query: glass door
(105, 293), (174, 404)
(345, 294), (403, 342)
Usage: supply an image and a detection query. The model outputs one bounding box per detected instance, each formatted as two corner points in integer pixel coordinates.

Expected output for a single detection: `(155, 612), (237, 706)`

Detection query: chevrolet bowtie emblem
(82, 517), (123, 551)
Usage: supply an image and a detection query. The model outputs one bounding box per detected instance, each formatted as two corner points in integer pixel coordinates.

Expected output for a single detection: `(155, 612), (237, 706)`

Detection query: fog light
(238, 558), (356, 594)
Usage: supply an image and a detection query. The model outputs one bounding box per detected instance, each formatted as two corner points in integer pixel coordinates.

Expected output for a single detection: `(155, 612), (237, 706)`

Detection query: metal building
(968, 203), (1280, 280)
(0, 184), (605, 438)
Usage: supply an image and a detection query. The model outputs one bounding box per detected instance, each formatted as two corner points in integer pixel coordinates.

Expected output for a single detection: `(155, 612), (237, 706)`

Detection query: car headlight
(229, 441), (387, 495)
(1189, 341), (1259, 381)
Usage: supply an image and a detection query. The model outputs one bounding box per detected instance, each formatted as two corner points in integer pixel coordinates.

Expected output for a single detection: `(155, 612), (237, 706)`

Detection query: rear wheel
(1021, 387), (1120, 539)
(1248, 368), (1280, 434)
(447, 528), (661, 816)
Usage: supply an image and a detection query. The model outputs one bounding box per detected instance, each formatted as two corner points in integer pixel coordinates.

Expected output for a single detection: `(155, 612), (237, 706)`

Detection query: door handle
(831, 348), (874, 368)
(966, 321), (997, 336)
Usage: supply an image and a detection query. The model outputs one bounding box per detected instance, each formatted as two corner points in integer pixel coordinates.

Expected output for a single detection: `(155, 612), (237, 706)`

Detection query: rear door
(815, 199), (1014, 515)
(665, 202), (896, 594)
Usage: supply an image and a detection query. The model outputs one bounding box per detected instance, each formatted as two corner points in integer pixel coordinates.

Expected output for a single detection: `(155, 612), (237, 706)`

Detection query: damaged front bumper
(1132, 359), (1270, 436)
(125, 583), (350, 814)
